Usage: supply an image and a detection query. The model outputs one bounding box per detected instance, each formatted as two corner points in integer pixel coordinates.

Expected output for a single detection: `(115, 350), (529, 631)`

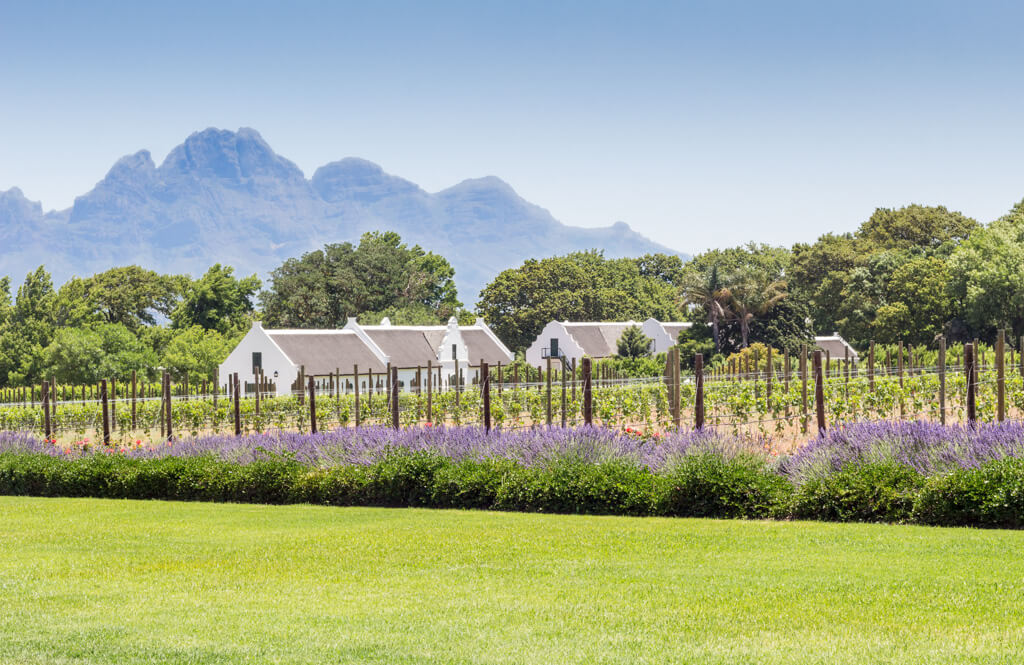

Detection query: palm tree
(719, 271), (787, 348)
(682, 265), (730, 353)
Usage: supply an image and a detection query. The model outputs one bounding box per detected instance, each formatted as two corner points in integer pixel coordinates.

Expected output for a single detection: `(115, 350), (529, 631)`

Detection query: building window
(252, 352), (262, 372)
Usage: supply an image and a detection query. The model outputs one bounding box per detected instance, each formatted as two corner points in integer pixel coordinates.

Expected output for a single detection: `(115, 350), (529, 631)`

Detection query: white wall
(642, 318), (671, 354)
(525, 321), (585, 367)
(218, 323), (296, 396)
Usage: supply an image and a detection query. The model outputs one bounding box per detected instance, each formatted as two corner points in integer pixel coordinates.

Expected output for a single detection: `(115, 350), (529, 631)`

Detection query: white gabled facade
(218, 322), (297, 394)
(524, 321), (586, 367)
(219, 317), (514, 396)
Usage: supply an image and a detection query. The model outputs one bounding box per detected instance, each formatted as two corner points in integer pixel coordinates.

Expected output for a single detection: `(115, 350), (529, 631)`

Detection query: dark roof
(364, 329), (439, 368)
(268, 332), (387, 374)
(563, 323), (634, 358)
(462, 329), (513, 365)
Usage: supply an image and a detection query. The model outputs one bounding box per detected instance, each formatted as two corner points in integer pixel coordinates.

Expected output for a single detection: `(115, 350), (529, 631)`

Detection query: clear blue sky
(2, 0), (1023, 254)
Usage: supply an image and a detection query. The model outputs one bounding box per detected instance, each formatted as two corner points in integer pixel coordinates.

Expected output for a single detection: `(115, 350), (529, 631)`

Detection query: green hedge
(3, 452), (1024, 528)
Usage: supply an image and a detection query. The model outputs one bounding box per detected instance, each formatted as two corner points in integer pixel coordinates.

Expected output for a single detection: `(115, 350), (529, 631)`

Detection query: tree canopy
(476, 251), (684, 352)
(260, 232), (461, 328)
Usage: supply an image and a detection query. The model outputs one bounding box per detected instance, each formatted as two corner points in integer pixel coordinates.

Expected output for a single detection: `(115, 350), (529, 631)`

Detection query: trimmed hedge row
(3, 451), (1024, 528)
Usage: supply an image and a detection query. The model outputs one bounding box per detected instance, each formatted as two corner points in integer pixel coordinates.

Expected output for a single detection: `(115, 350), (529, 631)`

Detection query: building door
(550, 338), (559, 358)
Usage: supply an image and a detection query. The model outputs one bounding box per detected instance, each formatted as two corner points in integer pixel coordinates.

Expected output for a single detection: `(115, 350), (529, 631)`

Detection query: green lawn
(1, 498), (1023, 665)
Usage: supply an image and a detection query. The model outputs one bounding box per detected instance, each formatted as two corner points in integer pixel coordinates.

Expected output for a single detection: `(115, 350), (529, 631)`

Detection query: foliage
(160, 326), (239, 383)
(616, 325), (652, 358)
(171, 264), (260, 333)
(947, 205), (1024, 339)
(43, 323), (158, 384)
(0, 267), (57, 385)
(260, 231), (461, 328)
(477, 251), (684, 352)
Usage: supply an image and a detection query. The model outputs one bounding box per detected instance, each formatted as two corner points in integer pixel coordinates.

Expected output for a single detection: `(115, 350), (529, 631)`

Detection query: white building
(218, 317), (513, 396)
(524, 319), (690, 366)
(641, 318), (693, 354)
(814, 333), (859, 361)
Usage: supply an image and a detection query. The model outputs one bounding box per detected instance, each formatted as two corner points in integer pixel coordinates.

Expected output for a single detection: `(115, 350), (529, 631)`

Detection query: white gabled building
(525, 318), (693, 366)
(814, 333), (859, 361)
(641, 318), (693, 354)
(219, 317), (514, 395)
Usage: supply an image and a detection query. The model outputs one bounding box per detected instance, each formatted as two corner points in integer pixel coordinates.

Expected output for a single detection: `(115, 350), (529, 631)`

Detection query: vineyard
(0, 335), (1019, 452)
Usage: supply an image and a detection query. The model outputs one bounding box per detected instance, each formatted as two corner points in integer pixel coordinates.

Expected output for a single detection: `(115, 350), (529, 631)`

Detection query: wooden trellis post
(800, 344), (809, 434)
(309, 376), (318, 434)
(353, 365), (360, 428)
(582, 358), (593, 426)
(997, 329), (1006, 422)
(482, 361), (491, 432)
(233, 373), (241, 436)
(694, 353), (705, 430)
(101, 379), (110, 445)
(545, 357), (553, 426)
(965, 343), (977, 426)
(42, 380), (51, 440)
(938, 336), (946, 426)
(813, 350), (826, 435)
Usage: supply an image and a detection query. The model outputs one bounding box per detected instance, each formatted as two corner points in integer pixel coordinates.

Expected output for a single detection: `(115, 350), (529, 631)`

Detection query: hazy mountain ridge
(1, 127), (685, 302)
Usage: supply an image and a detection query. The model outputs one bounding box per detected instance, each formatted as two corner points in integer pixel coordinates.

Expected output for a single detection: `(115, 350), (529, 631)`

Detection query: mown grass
(1, 497), (1023, 664)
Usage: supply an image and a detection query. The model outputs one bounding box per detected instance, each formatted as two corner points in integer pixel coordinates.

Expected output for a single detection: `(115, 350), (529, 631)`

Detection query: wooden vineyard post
(571, 358), (577, 401)
(965, 343), (977, 426)
(353, 365), (360, 428)
(784, 350), (790, 394)
(1020, 335), (1024, 379)
(672, 347), (681, 431)
(100, 379), (111, 445)
(813, 350), (826, 435)
(560, 359), (567, 428)
(800, 345), (809, 434)
(254, 369), (261, 418)
(997, 329), (1006, 422)
(843, 346), (849, 401)
(694, 353), (705, 429)
(390, 366), (399, 430)
(386, 362), (392, 411)
(938, 335), (947, 426)
(233, 373), (241, 436)
(131, 370), (137, 431)
(765, 346), (773, 407)
(42, 380), (51, 440)
(868, 341), (875, 393)
(159, 373), (166, 437)
(545, 356), (553, 427)
(582, 357), (593, 426)
(166, 373), (174, 441)
(897, 341), (905, 419)
(308, 376), (318, 434)
(496, 362), (502, 396)
(425, 360), (432, 424)
(482, 361), (491, 432)
(454, 358), (460, 397)
(111, 378), (117, 431)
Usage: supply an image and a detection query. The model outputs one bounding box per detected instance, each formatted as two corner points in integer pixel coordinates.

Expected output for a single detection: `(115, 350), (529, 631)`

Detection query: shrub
(914, 457), (1024, 529)
(789, 462), (924, 523)
(654, 453), (791, 519)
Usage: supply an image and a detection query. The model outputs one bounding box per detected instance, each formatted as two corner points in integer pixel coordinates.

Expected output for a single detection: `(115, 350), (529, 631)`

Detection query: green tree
(859, 204), (978, 250)
(42, 323), (157, 384)
(873, 256), (951, 344)
(53, 266), (183, 331)
(161, 326), (237, 383)
(0, 267), (57, 384)
(261, 232), (461, 328)
(172, 264), (261, 333)
(616, 325), (652, 358)
(718, 269), (787, 348)
(477, 251), (682, 352)
(948, 205), (1024, 338)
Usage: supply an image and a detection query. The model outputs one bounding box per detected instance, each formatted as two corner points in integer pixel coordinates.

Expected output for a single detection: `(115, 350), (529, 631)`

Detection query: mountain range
(0, 127), (684, 303)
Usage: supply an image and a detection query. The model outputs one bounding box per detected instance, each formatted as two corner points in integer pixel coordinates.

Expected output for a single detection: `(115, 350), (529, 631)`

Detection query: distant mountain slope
(0, 128), (686, 303)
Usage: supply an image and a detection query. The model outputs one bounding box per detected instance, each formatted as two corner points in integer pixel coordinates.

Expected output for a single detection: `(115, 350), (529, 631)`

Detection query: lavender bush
(5, 420), (1024, 481)
(781, 420), (1024, 481)
(0, 426), (756, 470)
